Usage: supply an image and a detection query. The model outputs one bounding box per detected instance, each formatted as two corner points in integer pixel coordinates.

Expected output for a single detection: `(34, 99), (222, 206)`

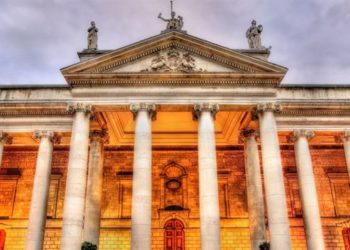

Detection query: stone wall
(0, 147), (349, 249)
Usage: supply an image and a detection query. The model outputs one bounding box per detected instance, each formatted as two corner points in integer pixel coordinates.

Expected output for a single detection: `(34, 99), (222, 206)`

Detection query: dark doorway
(343, 228), (350, 250)
(164, 219), (185, 250)
(0, 230), (5, 250)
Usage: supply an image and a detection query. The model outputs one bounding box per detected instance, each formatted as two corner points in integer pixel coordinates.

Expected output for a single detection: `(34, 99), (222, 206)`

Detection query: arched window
(160, 162), (188, 211)
(164, 219), (185, 250)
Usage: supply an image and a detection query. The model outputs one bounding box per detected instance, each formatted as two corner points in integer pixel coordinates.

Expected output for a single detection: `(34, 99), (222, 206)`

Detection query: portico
(0, 30), (350, 250)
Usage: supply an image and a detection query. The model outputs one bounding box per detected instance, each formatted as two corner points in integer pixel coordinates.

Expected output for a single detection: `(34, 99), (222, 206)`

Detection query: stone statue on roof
(246, 20), (264, 49)
(158, 1), (184, 31)
(87, 21), (98, 50)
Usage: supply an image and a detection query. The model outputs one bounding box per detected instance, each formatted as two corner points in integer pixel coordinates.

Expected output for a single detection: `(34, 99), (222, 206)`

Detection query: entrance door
(164, 219), (185, 250)
(343, 228), (350, 250)
(0, 230), (5, 250)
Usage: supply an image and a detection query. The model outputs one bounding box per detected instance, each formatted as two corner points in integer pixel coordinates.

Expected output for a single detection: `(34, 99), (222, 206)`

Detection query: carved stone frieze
(193, 103), (219, 120)
(142, 49), (204, 73)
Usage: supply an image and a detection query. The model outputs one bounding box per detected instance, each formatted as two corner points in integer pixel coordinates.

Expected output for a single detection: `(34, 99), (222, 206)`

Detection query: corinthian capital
(239, 129), (259, 143)
(90, 129), (109, 144)
(0, 132), (12, 145)
(345, 130), (350, 141)
(256, 103), (282, 113)
(67, 103), (93, 115)
(290, 129), (315, 142)
(193, 103), (219, 120)
(33, 131), (61, 144)
(130, 103), (157, 121)
(336, 130), (350, 143)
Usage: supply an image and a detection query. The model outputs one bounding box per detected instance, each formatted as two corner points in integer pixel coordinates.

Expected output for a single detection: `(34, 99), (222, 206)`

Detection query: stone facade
(0, 30), (350, 250)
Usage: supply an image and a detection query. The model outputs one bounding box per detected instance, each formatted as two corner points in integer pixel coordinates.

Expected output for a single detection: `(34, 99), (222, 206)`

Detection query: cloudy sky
(0, 0), (349, 86)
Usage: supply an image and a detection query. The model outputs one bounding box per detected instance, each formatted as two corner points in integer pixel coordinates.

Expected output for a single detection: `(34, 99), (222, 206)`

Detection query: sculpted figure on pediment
(87, 21), (98, 50)
(150, 53), (167, 71)
(143, 49), (204, 73)
(246, 20), (264, 49)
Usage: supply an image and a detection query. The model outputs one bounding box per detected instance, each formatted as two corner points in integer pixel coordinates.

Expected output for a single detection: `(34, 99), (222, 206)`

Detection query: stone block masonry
(0, 147), (349, 249)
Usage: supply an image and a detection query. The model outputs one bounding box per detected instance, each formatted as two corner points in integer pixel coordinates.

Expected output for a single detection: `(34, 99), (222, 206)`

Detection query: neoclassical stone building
(1, 23), (350, 250)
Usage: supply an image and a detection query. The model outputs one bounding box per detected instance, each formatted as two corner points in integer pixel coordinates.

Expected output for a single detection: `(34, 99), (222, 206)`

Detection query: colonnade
(8, 102), (349, 250)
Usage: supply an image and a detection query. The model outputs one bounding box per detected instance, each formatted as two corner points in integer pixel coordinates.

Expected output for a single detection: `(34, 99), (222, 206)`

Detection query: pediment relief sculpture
(142, 49), (204, 73)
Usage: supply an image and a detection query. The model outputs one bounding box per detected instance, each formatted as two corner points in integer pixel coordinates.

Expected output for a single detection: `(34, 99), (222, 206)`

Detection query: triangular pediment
(61, 31), (288, 87)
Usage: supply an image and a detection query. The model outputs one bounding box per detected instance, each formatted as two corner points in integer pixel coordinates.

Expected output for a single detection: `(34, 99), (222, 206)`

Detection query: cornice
(278, 109), (350, 117)
(0, 109), (70, 117)
(66, 75), (282, 88)
(0, 104), (70, 117)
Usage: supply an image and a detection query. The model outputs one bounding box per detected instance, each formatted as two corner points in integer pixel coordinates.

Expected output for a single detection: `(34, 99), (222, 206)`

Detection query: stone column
(343, 130), (350, 181)
(83, 130), (108, 247)
(61, 104), (92, 250)
(26, 131), (59, 250)
(0, 132), (12, 168)
(240, 129), (266, 250)
(256, 103), (291, 250)
(130, 103), (156, 250)
(193, 103), (221, 250)
(292, 130), (325, 250)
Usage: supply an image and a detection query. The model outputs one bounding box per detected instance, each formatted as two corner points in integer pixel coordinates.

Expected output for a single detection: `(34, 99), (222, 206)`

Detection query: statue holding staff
(158, 1), (184, 31)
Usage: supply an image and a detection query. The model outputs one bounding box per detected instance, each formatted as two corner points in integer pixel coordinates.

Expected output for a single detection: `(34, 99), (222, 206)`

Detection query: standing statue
(246, 20), (264, 49)
(158, 1), (184, 31)
(87, 21), (98, 50)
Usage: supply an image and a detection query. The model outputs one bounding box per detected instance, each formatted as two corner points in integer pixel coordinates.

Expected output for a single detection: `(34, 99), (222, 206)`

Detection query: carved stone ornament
(345, 130), (350, 141)
(90, 129), (109, 144)
(33, 131), (61, 144)
(87, 21), (98, 50)
(193, 103), (219, 120)
(67, 103), (93, 115)
(288, 130), (315, 143)
(246, 20), (264, 49)
(0, 132), (12, 145)
(335, 130), (350, 143)
(142, 49), (204, 73)
(251, 103), (282, 120)
(257, 103), (282, 113)
(158, 0), (184, 32)
(130, 103), (157, 121)
(239, 129), (259, 143)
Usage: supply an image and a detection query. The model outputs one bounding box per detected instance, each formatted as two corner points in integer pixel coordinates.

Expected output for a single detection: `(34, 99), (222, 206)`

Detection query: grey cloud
(0, 0), (349, 85)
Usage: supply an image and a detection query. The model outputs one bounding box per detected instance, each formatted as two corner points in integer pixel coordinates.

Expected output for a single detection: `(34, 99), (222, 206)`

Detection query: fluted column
(292, 130), (325, 250)
(256, 103), (291, 250)
(193, 103), (221, 250)
(26, 131), (59, 250)
(343, 130), (350, 181)
(240, 129), (266, 250)
(130, 103), (156, 250)
(0, 132), (12, 168)
(83, 130), (108, 247)
(61, 104), (92, 250)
